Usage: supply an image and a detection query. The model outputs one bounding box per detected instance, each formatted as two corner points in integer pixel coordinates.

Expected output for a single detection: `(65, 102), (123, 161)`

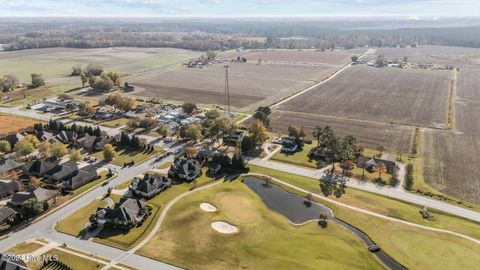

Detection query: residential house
(34, 130), (58, 143)
(131, 173), (171, 199)
(77, 135), (114, 152)
(62, 165), (98, 190)
(357, 155), (397, 174)
(0, 207), (17, 226)
(0, 180), (22, 198)
(168, 158), (201, 181)
(4, 133), (25, 149)
(281, 139), (298, 153)
(96, 198), (148, 228)
(55, 130), (78, 145)
(0, 157), (23, 175)
(207, 163), (222, 175)
(22, 156), (59, 177)
(44, 160), (78, 183)
(8, 187), (59, 207)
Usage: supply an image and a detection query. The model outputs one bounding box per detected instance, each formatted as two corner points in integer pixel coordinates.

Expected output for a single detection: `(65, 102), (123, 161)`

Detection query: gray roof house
(62, 165), (98, 190)
(357, 155), (397, 174)
(0, 180), (22, 199)
(8, 187), (59, 207)
(22, 156), (59, 177)
(0, 157), (23, 175)
(0, 207), (17, 226)
(44, 160), (78, 183)
(77, 135), (114, 152)
(168, 158), (201, 182)
(55, 130), (78, 144)
(131, 173), (171, 199)
(96, 198), (148, 228)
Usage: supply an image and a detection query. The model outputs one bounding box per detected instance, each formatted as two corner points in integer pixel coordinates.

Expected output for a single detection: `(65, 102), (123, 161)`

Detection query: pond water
(243, 176), (407, 270)
(243, 177), (332, 224)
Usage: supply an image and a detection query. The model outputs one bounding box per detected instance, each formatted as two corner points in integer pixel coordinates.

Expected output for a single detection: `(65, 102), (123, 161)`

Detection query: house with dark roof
(0, 157), (23, 175)
(95, 198), (148, 228)
(0, 252), (28, 270)
(0, 180), (22, 199)
(357, 155), (397, 174)
(77, 135), (114, 152)
(131, 173), (171, 199)
(34, 130), (58, 143)
(8, 187), (59, 207)
(62, 165), (98, 190)
(55, 130), (78, 145)
(0, 207), (17, 226)
(168, 158), (201, 181)
(22, 156), (59, 177)
(3, 133), (25, 149)
(224, 130), (244, 146)
(44, 160), (78, 183)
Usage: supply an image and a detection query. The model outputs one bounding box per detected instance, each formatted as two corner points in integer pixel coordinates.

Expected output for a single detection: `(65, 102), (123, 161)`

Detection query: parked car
(367, 245), (381, 252)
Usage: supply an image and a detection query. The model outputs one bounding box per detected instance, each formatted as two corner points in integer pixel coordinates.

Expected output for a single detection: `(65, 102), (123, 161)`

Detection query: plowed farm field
(277, 66), (452, 128)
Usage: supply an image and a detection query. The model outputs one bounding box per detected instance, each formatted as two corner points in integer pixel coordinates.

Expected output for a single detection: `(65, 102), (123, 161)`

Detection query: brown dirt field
(0, 114), (35, 135)
(217, 48), (366, 66)
(278, 66), (452, 128)
(130, 62), (338, 111)
(423, 131), (480, 204)
(265, 110), (413, 153)
(455, 101), (480, 135)
(364, 45), (480, 66)
(457, 67), (480, 101)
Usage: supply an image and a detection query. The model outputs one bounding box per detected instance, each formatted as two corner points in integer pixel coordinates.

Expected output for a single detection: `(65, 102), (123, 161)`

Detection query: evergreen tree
(231, 153), (246, 170)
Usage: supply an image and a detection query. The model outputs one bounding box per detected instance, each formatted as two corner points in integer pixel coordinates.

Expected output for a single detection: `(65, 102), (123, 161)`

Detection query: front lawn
(350, 167), (391, 183)
(270, 142), (318, 169)
(7, 241), (44, 254)
(43, 248), (105, 270)
(72, 171), (111, 196)
(55, 199), (108, 237)
(91, 146), (162, 166)
(101, 118), (130, 128)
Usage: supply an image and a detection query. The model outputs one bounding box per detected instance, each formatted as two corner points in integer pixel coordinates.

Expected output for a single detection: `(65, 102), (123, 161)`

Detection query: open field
(457, 68), (480, 100)
(365, 45), (480, 66)
(130, 62), (338, 111)
(277, 66), (452, 128)
(0, 47), (202, 84)
(137, 181), (384, 270)
(43, 248), (105, 270)
(1, 83), (81, 107)
(0, 114), (36, 135)
(267, 110), (413, 153)
(217, 48), (366, 65)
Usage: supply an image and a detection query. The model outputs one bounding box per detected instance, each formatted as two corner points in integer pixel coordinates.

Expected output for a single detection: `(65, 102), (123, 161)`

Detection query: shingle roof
(101, 198), (146, 223)
(0, 157), (23, 174)
(46, 160), (78, 181)
(133, 173), (170, 194)
(0, 207), (16, 223)
(23, 156), (59, 176)
(10, 187), (58, 205)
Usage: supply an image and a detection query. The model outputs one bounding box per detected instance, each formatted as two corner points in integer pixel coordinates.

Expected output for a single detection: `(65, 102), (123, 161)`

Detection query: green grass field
(100, 118), (130, 128)
(91, 146), (162, 166)
(270, 142), (318, 168)
(0, 47), (201, 83)
(136, 180), (384, 270)
(248, 165), (480, 240)
(56, 199), (108, 237)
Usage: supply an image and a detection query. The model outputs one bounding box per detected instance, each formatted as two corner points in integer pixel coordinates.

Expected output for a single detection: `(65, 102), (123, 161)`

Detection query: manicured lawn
(43, 248), (105, 270)
(55, 199), (108, 237)
(91, 146), (162, 166)
(101, 118), (130, 128)
(157, 162), (173, 170)
(137, 181), (384, 270)
(115, 179), (132, 190)
(7, 241), (44, 254)
(247, 165), (480, 240)
(351, 167), (391, 183)
(270, 142), (317, 169)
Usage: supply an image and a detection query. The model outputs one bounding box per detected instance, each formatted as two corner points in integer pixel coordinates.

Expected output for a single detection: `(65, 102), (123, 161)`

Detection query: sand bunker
(200, 202), (218, 212)
(211, 221), (238, 234)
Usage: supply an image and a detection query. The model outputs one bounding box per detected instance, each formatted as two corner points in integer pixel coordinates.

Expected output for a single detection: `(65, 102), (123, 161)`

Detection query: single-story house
(0, 157), (23, 175)
(22, 156), (59, 177)
(8, 187), (59, 207)
(168, 158), (201, 181)
(34, 130), (58, 143)
(77, 135), (114, 152)
(96, 198), (148, 228)
(62, 165), (98, 190)
(131, 173), (171, 199)
(0, 207), (17, 226)
(0, 180), (22, 199)
(357, 155), (397, 174)
(0, 252), (29, 270)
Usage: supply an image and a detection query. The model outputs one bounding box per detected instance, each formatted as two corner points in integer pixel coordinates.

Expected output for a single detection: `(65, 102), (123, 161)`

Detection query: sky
(0, 0), (479, 17)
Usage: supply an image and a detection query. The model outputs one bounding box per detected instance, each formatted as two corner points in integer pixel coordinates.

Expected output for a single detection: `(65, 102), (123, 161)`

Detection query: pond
(243, 176), (407, 270)
(243, 177), (332, 224)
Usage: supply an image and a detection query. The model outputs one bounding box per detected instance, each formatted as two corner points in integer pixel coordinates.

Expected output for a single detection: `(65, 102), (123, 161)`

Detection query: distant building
(224, 131), (244, 146)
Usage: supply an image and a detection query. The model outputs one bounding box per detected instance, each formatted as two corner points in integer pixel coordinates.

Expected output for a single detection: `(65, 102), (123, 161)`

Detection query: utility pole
(224, 65), (230, 116)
